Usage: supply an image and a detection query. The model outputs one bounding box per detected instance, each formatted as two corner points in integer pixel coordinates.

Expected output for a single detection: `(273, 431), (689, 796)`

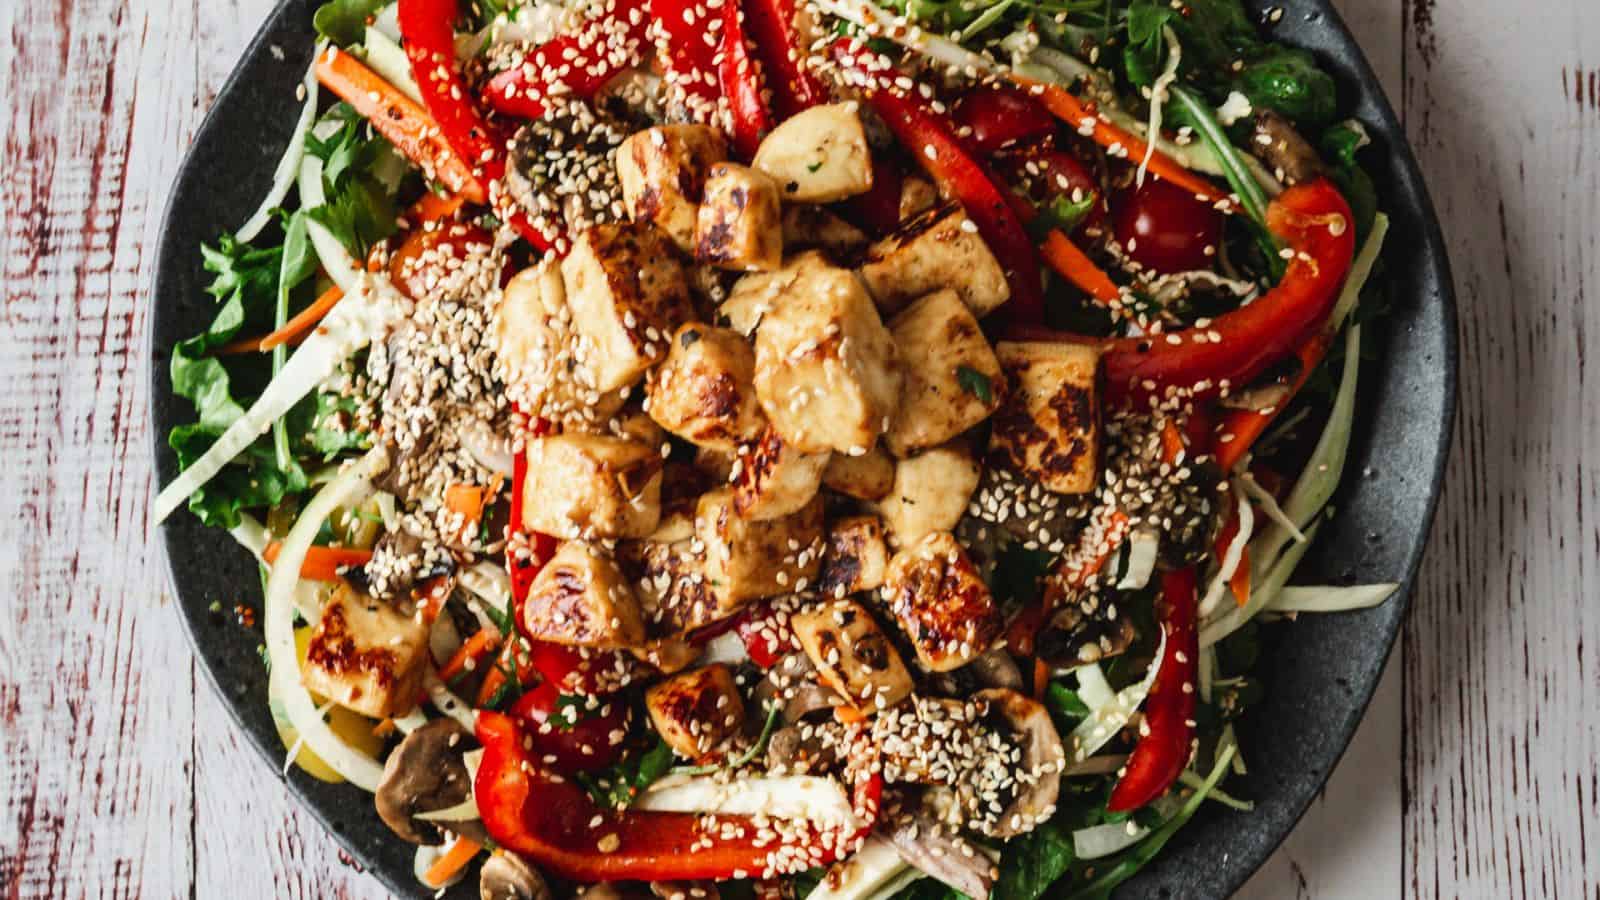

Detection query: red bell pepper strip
(474, 711), (883, 882)
(1213, 329), (1333, 472)
(482, 0), (648, 120)
(844, 155), (904, 235)
(398, 0), (558, 252)
(1106, 566), (1200, 813)
(743, 0), (827, 119)
(719, 0), (773, 158)
(834, 39), (1045, 324)
(650, 0), (721, 111)
(1101, 179), (1355, 407)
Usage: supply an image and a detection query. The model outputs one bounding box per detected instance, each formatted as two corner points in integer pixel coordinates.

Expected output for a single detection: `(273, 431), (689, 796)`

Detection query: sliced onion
(237, 46), (323, 242)
(804, 835), (909, 900)
(1268, 583), (1399, 614)
(1068, 627), (1167, 762)
(1199, 484), (1255, 618)
(638, 774), (857, 828)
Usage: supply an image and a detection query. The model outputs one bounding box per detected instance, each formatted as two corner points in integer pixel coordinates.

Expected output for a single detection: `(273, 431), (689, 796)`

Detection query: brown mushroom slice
(375, 719), (475, 845)
(479, 851), (552, 900)
(880, 812), (997, 900)
(649, 881), (722, 900)
(972, 688), (1065, 838)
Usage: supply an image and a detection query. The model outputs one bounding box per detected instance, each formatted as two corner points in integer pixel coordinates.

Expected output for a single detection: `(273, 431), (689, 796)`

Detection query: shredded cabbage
(237, 47), (323, 242)
(424, 670), (478, 730)
(638, 774), (859, 828)
(1198, 484), (1255, 618)
(1068, 627), (1167, 762)
(1072, 796), (1181, 860)
(812, 0), (998, 75)
(1268, 583), (1399, 613)
(1134, 27), (1182, 188)
(363, 26), (423, 105)
(1202, 520), (1321, 648)
(1237, 471), (1306, 541)
(805, 836), (910, 900)
(1115, 530), (1160, 590)
(1331, 213), (1391, 327)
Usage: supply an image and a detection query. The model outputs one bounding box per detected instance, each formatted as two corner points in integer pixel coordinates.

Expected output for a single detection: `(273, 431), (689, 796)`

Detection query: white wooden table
(2, 0), (1594, 895)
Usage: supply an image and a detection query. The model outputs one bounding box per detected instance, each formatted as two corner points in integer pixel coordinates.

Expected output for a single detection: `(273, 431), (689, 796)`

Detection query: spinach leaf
(992, 820), (1076, 900)
(1319, 121), (1379, 239)
(312, 0), (387, 47)
(1234, 47), (1338, 128)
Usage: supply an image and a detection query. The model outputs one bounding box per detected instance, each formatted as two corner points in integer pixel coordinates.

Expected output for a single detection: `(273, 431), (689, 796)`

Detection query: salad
(155, 0), (1397, 896)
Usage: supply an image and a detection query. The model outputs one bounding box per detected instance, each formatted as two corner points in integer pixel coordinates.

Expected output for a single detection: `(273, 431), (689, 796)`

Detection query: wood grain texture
(2, 0), (1593, 897)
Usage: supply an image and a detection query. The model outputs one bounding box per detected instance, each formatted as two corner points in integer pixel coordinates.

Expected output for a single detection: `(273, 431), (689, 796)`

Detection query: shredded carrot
(1033, 658), (1051, 701)
(405, 189), (469, 227)
(1214, 331), (1333, 472)
(833, 705), (869, 725)
(439, 628), (503, 683)
(415, 575), (454, 624)
(1041, 229), (1120, 305)
(217, 285), (344, 354)
(1014, 77), (1225, 206)
(371, 717), (397, 738)
(1160, 418), (1188, 466)
(314, 46), (487, 204)
(444, 483), (487, 543)
(262, 542), (373, 581)
(422, 836), (483, 888)
(1231, 546), (1252, 607)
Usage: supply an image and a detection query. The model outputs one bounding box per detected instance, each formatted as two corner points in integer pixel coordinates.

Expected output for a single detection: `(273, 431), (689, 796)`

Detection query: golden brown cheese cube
(561, 223), (695, 393)
(696, 489), (824, 610)
(782, 205), (868, 259)
(495, 259), (627, 424)
(616, 124), (729, 251)
(876, 441), (981, 548)
(898, 177), (939, 221)
(645, 323), (767, 451)
(752, 262), (901, 455)
(857, 203), (1010, 318)
(694, 163), (783, 272)
(882, 532), (1001, 672)
(719, 250), (834, 337)
(523, 433), (663, 540)
(885, 289), (1004, 457)
(821, 445), (896, 501)
(988, 341), (1102, 496)
(618, 537), (722, 634)
(522, 541), (646, 648)
(302, 584), (431, 719)
(752, 103), (873, 203)
(790, 599), (913, 712)
(645, 664), (746, 759)
(732, 426), (828, 521)
(818, 515), (890, 598)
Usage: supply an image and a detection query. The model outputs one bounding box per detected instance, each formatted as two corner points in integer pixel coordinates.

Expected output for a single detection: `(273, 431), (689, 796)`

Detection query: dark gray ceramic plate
(149, 1), (1455, 896)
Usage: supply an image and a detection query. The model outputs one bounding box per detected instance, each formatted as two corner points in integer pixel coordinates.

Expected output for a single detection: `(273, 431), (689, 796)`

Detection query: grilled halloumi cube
(522, 541), (646, 648)
(882, 532), (1000, 672)
(646, 664), (746, 759)
(988, 341), (1102, 495)
(752, 262), (901, 455)
(495, 259), (625, 423)
(616, 124), (729, 251)
(782, 205), (869, 259)
(752, 103), (873, 203)
(821, 444), (896, 501)
(885, 289), (1004, 457)
(732, 426), (828, 520)
(562, 223), (696, 393)
(523, 433), (664, 540)
(876, 442), (981, 548)
(694, 163), (783, 272)
(791, 599), (913, 712)
(302, 584), (430, 719)
(857, 203), (1010, 318)
(818, 515), (889, 598)
(696, 489), (824, 610)
(719, 251), (833, 337)
(899, 177), (939, 221)
(616, 536), (721, 634)
(646, 323), (767, 451)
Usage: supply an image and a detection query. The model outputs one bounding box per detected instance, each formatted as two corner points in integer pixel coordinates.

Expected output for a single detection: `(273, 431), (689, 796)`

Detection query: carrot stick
(833, 704), (869, 725)
(216, 285), (344, 354)
(1230, 546), (1252, 607)
(1160, 418), (1188, 466)
(263, 542), (374, 581)
(422, 836), (482, 888)
(1214, 330), (1332, 472)
(404, 189), (468, 227)
(439, 628), (503, 683)
(1014, 77), (1225, 206)
(444, 483), (487, 543)
(1041, 229), (1120, 305)
(1033, 658), (1051, 701)
(314, 46), (487, 204)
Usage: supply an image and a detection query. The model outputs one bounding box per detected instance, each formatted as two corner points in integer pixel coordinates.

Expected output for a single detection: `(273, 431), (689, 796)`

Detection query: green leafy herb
(956, 365), (995, 405)
(988, 543), (1056, 612)
(482, 659), (525, 710)
(272, 210), (318, 469)
(1319, 121), (1379, 239)
(579, 740), (676, 808)
(1045, 682), (1091, 733)
(673, 703), (782, 776)
(478, 598), (515, 636)
(1025, 191), (1099, 241)
(992, 820), (1076, 900)
(312, 0), (387, 47)
(305, 107), (400, 256)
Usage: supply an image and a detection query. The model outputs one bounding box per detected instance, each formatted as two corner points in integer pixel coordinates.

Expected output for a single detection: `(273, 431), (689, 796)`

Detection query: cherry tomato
(998, 147), (1106, 233)
(1111, 176), (1224, 275)
(509, 678), (629, 773)
(951, 85), (1057, 156)
(526, 641), (639, 696)
(387, 221), (493, 302)
(734, 600), (795, 669)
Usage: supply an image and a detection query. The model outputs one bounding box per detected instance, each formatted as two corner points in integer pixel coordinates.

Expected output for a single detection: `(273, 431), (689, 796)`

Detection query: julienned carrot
(404, 189), (468, 227)
(834, 704), (869, 725)
(1214, 330), (1332, 472)
(1041, 230), (1120, 305)
(262, 541), (373, 581)
(439, 628), (503, 682)
(1014, 77), (1224, 206)
(444, 483), (486, 542)
(1033, 658), (1051, 701)
(422, 836), (483, 888)
(1160, 418), (1188, 465)
(218, 284), (347, 356)
(1230, 546), (1252, 607)
(314, 46), (487, 204)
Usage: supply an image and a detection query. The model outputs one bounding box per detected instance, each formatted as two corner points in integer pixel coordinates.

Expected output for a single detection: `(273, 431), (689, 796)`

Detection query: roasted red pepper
(1101, 179), (1355, 406)
(475, 711), (883, 882)
(844, 155), (905, 236)
(1106, 567), (1199, 813)
(482, 0), (648, 119)
(743, 0), (827, 119)
(719, 0), (773, 158)
(834, 39), (1045, 324)
(650, 0), (721, 111)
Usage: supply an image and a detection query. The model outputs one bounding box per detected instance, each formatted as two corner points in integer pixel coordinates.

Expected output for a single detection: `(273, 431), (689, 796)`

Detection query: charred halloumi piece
(616, 536), (722, 635)
(782, 205), (869, 259)
(876, 441), (981, 548)
(752, 103), (873, 203)
(562, 223), (695, 393)
(696, 489), (825, 610)
(791, 599), (913, 713)
(646, 664), (746, 759)
(857, 203), (1010, 318)
(522, 433), (664, 540)
(645, 323), (767, 451)
(494, 259), (626, 424)
(882, 532), (1000, 672)
(885, 289), (1004, 456)
(521, 541), (646, 648)
(302, 584), (430, 719)
(752, 260), (901, 455)
(694, 163), (783, 272)
(822, 445), (896, 502)
(616, 124), (729, 251)
(818, 515), (890, 598)
(988, 341), (1102, 495)
(899, 177), (938, 221)
(732, 426), (829, 521)
(719, 250), (833, 337)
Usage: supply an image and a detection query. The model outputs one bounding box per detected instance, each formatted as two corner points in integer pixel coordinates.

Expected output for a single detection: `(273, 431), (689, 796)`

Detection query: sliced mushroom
(480, 851), (552, 900)
(375, 719), (475, 845)
(649, 881), (722, 900)
(753, 652), (842, 724)
(971, 689), (1065, 838)
(966, 649), (1025, 691)
(881, 812), (997, 900)
(1249, 109), (1325, 186)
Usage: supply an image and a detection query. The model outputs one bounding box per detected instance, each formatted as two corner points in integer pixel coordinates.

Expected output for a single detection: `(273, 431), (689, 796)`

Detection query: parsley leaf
(312, 0), (387, 46)
(578, 740), (676, 808)
(956, 365), (995, 405)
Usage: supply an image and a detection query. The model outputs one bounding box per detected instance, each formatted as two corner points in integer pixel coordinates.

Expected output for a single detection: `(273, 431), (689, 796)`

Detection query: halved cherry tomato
(1111, 176), (1224, 275)
(527, 641), (638, 696)
(509, 678), (629, 773)
(952, 85), (1057, 156)
(734, 600), (794, 669)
